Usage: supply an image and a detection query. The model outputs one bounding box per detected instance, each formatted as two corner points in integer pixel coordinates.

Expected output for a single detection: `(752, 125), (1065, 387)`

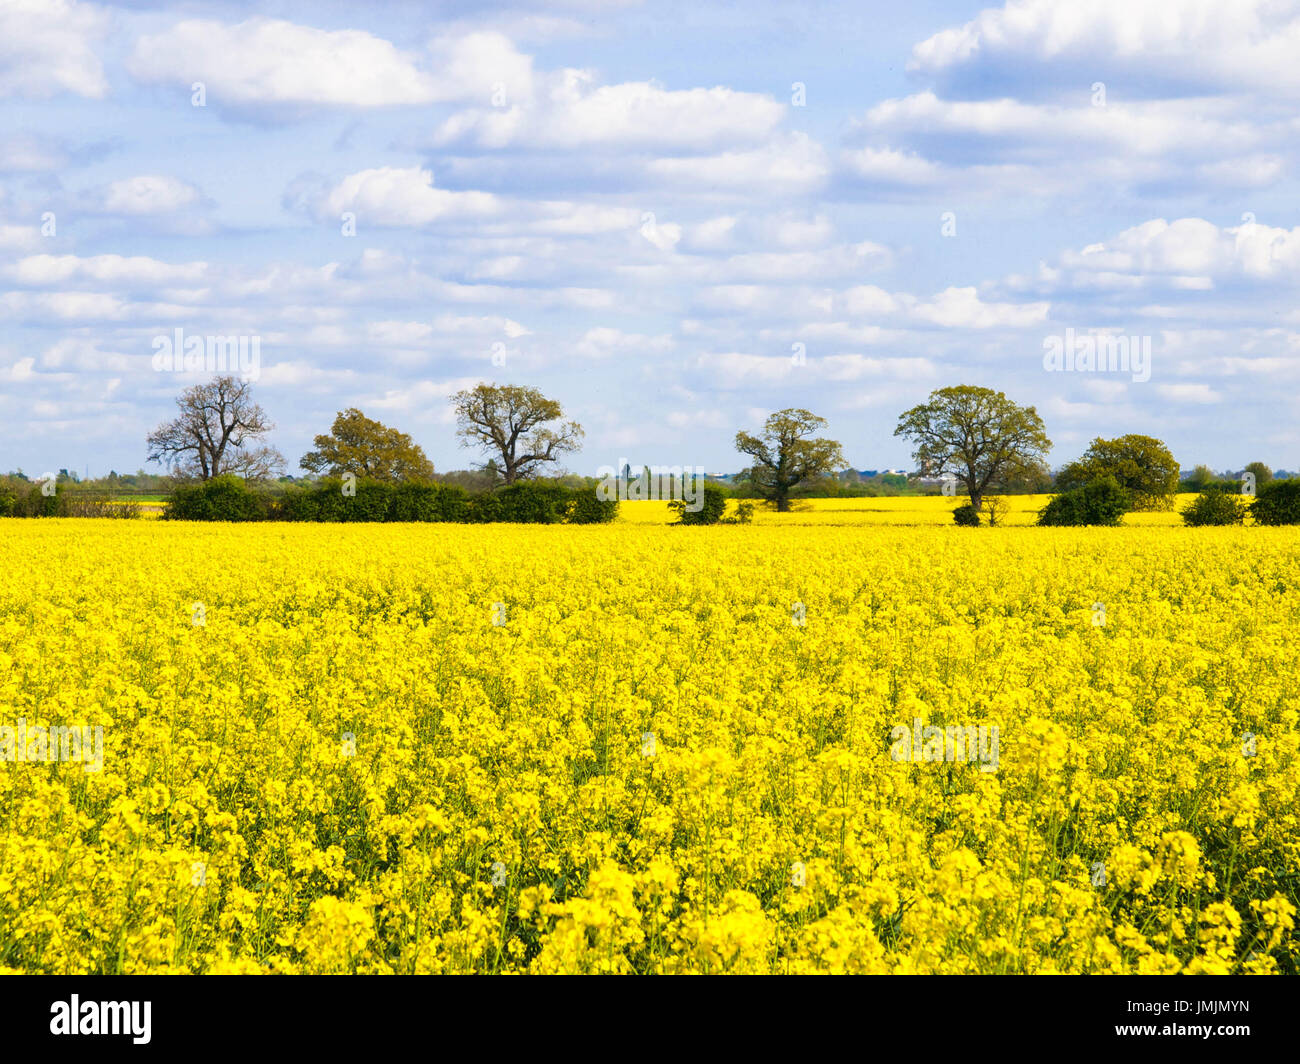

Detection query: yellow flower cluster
(0, 511), (1295, 974)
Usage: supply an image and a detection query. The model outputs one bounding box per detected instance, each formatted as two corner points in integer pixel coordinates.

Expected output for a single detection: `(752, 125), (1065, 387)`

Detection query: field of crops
(618, 494), (1192, 525)
(111, 492), (1201, 525)
(1, 512), (1295, 973)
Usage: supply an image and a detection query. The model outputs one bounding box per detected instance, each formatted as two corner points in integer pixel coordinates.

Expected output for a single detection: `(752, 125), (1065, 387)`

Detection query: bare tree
(451, 383), (583, 484)
(147, 375), (285, 481)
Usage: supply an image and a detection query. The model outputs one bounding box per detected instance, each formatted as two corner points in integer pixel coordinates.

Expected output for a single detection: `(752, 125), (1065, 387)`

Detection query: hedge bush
(0, 478), (140, 518)
(469, 482), (566, 524)
(952, 503), (981, 527)
(564, 488), (619, 524)
(162, 476), (616, 523)
(1181, 486), (1245, 527)
(1251, 479), (1300, 525)
(1037, 475), (1130, 527)
(166, 475), (272, 521)
(670, 482), (729, 525)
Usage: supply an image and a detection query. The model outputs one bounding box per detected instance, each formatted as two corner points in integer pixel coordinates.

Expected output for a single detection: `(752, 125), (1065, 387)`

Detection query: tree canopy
(146, 375), (284, 481)
(300, 408), (434, 481)
(1055, 434), (1179, 510)
(735, 408), (844, 512)
(894, 386), (1050, 510)
(451, 383), (583, 484)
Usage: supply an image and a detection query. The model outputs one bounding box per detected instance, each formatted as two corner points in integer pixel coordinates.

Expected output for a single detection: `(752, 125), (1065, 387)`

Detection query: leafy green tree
(734, 409), (845, 513)
(997, 459), (1054, 495)
(452, 383), (583, 484)
(894, 386), (1051, 511)
(1183, 464), (1216, 492)
(301, 408), (435, 481)
(1244, 461), (1273, 488)
(1056, 434), (1179, 510)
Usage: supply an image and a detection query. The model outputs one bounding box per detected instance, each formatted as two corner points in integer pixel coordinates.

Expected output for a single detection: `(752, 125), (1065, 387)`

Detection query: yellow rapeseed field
(617, 494), (1194, 525)
(1, 507), (1296, 974)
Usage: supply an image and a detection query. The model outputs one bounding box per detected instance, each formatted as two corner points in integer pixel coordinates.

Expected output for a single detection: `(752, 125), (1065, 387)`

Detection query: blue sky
(4, 0), (1300, 478)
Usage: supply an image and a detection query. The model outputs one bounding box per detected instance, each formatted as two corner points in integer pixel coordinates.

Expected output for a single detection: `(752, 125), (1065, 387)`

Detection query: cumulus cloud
(0, 0), (108, 99)
(574, 327), (673, 359)
(1007, 218), (1300, 294)
(697, 350), (934, 384)
(128, 18), (451, 110)
(838, 1), (1300, 200)
(4, 253), (208, 286)
(293, 166), (661, 239)
(909, 0), (1300, 98)
(1157, 382), (1220, 404)
(96, 175), (203, 216)
(306, 167), (500, 226)
(647, 133), (827, 193)
(910, 286), (1050, 329)
(430, 68), (784, 151)
(0, 224), (43, 252)
(843, 91), (1290, 199)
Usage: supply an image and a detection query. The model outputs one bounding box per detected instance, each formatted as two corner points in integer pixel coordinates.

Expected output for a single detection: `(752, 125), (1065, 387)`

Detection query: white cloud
(698, 350), (934, 384)
(685, 216), (738, 250)
(909, 0), (1300, 96)
(639, 217), (682, 251)
(840, 146), (947, 186)
(5, 253), (207, 286)
(427, 30), (536, 106)
(432, 68), (784, 151)
(574, 327), (673, 359)
(842, 285), (901, 316)
(647, 133), (827, 193)
(0, 291), (128, 320)
(843, 91), (1287, 198)
(316, 167), (500, 226)
(0, 0), (108, 99)
(699, 351), (797, 382)
(911, 286), (1050, 329)
(128, 18), (444, 109)
(859, 92), (1264, 159)
(0, 224), (42, 252)
(367, 377), (482, 415)
(100, 175), (202, 215)
(1157, 382), (1220, 404)
(1019, 218), (1300, 293)
(682, 213), (835, 253)
(835, 283), (1048, 328)
(530, 203), (640, 236)
(5, 356), (36, 381)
